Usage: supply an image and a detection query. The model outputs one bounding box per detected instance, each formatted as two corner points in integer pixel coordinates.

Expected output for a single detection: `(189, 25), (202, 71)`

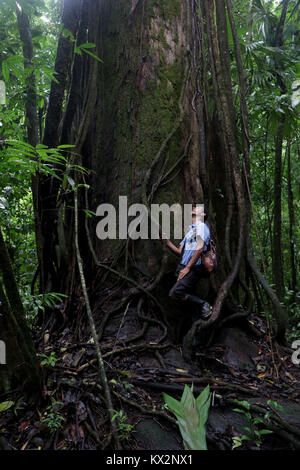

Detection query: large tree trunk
(38, 0), (287, 345)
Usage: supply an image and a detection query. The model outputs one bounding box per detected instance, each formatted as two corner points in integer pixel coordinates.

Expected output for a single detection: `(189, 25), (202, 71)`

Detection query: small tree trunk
(39, 0), (81, 293)
(272, 114), (285, 301)
(0, 229), (41, 394)
(16, 7), (43, 293)
(287, 142), (297, 301)
(271, 0), (290, 302)
(16, 8), (38, 147)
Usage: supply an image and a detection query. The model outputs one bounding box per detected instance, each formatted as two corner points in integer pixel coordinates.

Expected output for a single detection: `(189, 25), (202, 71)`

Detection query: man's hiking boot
(186, 295), (212, 319)
(200, 301), (212, 319)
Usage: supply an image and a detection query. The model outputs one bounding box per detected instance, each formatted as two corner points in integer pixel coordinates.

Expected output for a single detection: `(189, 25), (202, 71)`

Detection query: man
(163, 204), (212, 319)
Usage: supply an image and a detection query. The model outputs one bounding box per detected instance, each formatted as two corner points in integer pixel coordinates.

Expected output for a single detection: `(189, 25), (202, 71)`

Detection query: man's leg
(169, 269), (211, 319)
(185, 294), (212, 318)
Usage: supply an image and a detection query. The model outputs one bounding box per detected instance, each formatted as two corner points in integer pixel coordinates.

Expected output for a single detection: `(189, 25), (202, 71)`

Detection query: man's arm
(161, 233), (182, 256)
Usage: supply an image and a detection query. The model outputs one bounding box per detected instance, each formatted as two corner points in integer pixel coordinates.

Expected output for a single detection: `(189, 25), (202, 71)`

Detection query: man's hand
(160, 232), (169, 241)
(159, 231), (168, 242)
(161, 233), (182, 256)
(177, 265), (190, 281)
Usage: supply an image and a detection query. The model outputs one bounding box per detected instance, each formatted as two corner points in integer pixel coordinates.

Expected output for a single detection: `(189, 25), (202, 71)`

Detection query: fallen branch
(102, 342), (172, 359)
(111, 390), (177, 425)
(126, 376), (255, 396)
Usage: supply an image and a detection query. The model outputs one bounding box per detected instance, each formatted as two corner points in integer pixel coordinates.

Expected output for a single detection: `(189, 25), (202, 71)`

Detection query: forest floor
(1, 292), (300, 451)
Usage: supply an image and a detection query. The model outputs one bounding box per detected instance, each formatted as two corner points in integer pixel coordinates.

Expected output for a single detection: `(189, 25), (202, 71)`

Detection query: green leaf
(0, 401), (14, 413)
(258, 429), (273, 436)
(232, 436), (242, 450)
(62, 28), (75, 42)
(2, 61), (10, 83)
(162, 393), (182, 417)
(74, 47), (82, 55)
(36, 144), (49, 149)
(241, 435), (252, 441)
(196, 384), (210, 409)
(7, 56), (23, 66)
(58, 144), (76, 149)
(237, 400), (251, 410)
(82, 49), (103, 63)
(233, 408), (246, 414)
(79, 42), (96, 49)
(253, 417), (264, 425)
(67, 176), (76, 188)
(181, 383), (193, 407)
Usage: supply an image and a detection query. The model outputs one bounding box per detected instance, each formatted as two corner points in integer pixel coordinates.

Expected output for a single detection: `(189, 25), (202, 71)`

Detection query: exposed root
(111, 390), (177, 425)
(247, 247), (287, 343)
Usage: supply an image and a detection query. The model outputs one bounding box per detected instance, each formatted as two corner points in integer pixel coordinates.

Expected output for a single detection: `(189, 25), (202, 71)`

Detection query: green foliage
(0, 0), (60, 138)
(37, 351), (57, 367)
(1, 140), (82, 178)
(284, 289), (300, 342)
(228, 0), (300, 333)
(163, 384), (211, 450)
(111, 409), (136, 441)
(22, 291), (67, 327)
(0, 138), (83, 326)
(0, 1), (70, 331)
(42, 400), (65, 433)
(233, 399), (274, 448)
(0, 401), (14, 413)
(13, 397), (25, 416)
(62, 28), (103, 63)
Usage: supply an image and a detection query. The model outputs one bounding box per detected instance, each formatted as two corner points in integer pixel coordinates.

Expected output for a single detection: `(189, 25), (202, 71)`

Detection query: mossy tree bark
(38, 0), (287, 345)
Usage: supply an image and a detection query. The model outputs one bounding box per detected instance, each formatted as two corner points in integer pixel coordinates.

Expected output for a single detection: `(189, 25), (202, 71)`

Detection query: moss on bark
(89, 0), (192, 270)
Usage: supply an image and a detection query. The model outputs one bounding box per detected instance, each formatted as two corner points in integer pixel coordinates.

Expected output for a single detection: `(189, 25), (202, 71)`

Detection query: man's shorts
(169, 264), (205, 300)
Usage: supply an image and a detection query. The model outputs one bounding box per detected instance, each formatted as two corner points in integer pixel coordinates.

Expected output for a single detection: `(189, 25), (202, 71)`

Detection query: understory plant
(42, 400), (65, 434)
(233, 400), (274, 448)
(163, 384), (211, 450)
(111, 409), (136, 441)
